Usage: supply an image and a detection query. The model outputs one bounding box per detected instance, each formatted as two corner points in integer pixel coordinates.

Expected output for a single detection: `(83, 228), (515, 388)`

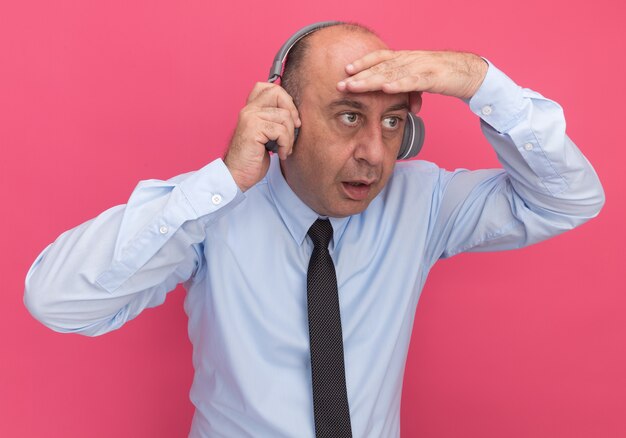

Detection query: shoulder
(387, 160), (443, 190)
(363, 160), (445, 219)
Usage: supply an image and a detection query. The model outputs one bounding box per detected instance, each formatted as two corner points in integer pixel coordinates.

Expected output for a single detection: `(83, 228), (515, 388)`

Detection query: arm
(24, 160), (242, 336)
(432, 62), (604, 258)
(340, 51), (604, 258)
(25, 82), (300, 337)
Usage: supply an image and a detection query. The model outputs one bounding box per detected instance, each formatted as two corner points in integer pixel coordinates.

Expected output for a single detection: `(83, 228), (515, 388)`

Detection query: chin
(324, 200), (371, 218)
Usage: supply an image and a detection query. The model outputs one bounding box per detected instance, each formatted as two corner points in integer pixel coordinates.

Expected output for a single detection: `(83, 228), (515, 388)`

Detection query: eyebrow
(328, 98), (409, 113)
(386, 102), (410, 112)
(329, 98), (365, 110)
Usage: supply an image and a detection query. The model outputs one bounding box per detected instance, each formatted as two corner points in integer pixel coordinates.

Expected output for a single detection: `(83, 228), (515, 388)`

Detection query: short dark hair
(280, 35), (311, 106)
(280, 22), (377, 106)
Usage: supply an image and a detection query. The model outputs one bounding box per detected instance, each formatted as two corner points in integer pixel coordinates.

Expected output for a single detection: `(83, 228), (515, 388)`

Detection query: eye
(382, 116), (401, 130)
(339, 112), (360, 127)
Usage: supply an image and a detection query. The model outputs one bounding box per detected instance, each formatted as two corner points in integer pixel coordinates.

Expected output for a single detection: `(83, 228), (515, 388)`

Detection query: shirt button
(159, 225), (168, 235)
(524, 142), (534, 151)
(481, 105), (493, 116)
(211, 194), (223, 205)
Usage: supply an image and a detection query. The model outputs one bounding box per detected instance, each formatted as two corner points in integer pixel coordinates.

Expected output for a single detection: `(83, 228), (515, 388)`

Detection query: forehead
(307, 26), (387, 81)
(303, 27), (407, 109)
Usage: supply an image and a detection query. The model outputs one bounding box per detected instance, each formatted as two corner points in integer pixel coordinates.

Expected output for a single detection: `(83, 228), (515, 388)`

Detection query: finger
(339, 61), (415, 93)
(257, 107), (296, 149)
(379, 74), (423, 94)
(344, 49), (396, 75)
(254, 122), (292, 160)
(340, 65), (411, 93)
(238, 105), (296, 154)
(246, 82), (277, 104)
(253, 107), (294, 127)
(338, 71), (390, 93)
(272, 89), (301, 128)
(275, 129), (294, 160)
(249, 84), (301, 128)
(247, 107), (295, 157)
(409, 91), (422, 114)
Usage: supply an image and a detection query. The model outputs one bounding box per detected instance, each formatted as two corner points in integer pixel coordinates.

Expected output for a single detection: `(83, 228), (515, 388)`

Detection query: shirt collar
(267, 155), (351, 249)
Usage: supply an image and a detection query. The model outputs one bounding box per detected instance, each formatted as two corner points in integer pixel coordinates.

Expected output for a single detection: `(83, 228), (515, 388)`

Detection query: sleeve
(24, 158), (244, 336)
(426, 61), (605, 262)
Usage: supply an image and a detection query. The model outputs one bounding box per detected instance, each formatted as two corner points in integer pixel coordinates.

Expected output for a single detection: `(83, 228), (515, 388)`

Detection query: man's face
(281, 28), (410, 218)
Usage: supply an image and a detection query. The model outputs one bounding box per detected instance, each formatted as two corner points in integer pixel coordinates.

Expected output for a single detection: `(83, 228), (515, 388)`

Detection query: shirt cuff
(178, 158), (240, 218)
(468, 60), (526, 134)
(96, 159), (242, 293)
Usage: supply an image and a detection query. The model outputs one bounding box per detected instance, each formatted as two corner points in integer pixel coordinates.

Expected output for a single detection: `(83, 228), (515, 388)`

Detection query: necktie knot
(308, 219), (333, 249)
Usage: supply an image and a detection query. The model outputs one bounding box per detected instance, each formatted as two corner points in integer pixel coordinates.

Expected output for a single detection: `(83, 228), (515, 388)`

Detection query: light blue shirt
(24, 64), (604, 437)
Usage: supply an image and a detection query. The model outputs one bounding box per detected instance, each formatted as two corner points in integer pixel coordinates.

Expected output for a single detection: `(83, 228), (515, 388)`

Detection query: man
(24, 22), (604, 437)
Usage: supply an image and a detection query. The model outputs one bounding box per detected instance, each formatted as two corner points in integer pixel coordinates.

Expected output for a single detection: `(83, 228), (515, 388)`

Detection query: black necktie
(306, 219), (353, 438)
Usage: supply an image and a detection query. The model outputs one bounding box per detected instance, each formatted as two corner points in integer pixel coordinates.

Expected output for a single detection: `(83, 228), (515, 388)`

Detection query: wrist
(461, 55), (489, 100)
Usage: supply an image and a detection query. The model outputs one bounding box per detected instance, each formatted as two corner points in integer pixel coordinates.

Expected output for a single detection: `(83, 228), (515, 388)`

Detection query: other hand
(337, 50), (488, 101)
(224, 83), (301, 192)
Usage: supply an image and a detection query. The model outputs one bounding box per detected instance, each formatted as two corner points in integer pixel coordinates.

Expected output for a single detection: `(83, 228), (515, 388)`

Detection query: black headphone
(264, 21), (425, 160)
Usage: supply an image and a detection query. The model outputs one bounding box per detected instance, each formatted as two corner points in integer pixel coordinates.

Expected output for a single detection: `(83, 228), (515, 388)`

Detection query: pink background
(1, 0), (624, 436)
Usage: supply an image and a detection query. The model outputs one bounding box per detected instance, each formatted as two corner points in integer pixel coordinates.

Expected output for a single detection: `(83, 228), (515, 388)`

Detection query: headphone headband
(267, 21), (343, 83)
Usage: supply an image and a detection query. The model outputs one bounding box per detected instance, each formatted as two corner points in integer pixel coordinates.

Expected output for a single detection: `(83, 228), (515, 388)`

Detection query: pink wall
(2, 0), (624, 436)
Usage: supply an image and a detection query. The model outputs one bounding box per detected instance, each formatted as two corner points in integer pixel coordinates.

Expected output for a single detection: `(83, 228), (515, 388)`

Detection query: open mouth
(341, 181), (372, 201)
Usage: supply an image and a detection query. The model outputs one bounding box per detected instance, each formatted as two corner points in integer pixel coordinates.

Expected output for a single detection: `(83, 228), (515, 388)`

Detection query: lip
(341, 181), (373, 201)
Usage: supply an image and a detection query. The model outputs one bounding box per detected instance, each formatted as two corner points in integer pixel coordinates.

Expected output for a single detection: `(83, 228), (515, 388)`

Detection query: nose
(353, 121), (386, 166)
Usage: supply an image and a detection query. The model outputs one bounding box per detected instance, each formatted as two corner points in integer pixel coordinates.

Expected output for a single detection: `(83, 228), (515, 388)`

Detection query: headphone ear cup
(397, 113), (425, 160)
